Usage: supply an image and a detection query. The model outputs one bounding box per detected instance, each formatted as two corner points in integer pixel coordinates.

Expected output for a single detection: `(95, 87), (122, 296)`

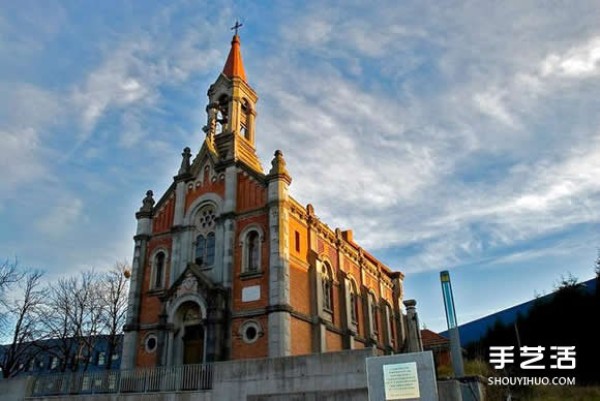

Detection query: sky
(1, 1), (600, 333)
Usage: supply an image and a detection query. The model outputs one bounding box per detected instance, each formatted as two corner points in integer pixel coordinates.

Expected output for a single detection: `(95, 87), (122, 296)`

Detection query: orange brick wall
(289, 217), (311, 315)
(290, 263), (311, 315)
(135, 330), (158, 366)
(232, 215), (269, 311)
(153, 197), (175, 234)
(291, 317), (312, 356)
(284, 217), (401, 351)
(138, 237), (172, 329)
(184, 172), (225, 211)
(132, 173), (404, 366)
(326, 330), (342, 352)
(237, 172), (267, 212)
(289, 218), (308, 259)
(230, 316), (269, 359)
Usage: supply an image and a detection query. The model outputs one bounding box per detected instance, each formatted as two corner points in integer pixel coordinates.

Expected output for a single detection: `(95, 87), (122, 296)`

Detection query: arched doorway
(177, 301), (205, 365)
(183, 324), (204, 364)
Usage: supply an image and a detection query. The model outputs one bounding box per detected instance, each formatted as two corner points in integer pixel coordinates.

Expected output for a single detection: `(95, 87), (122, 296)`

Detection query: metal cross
(231, 20), (243, 35)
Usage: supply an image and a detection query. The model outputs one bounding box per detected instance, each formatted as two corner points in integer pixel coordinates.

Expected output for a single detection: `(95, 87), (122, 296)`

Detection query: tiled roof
(421, 329), (449, 348)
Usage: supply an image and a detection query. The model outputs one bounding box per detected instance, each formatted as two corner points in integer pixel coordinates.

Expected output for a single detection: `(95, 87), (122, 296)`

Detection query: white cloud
(0, 82), (67, 201)
(541, 37), (600, 78)
(3, 0), (600, 290)
(253, 2), (600, 274)
(399, 135), (600, 271)
(69, 21), (223, 148)
(35, 197), (84, 238)
(71, 38), (155, 134)
(473, 89), (519, 128)
(0, 83), (64, 128)
(0, 128), (45, 194)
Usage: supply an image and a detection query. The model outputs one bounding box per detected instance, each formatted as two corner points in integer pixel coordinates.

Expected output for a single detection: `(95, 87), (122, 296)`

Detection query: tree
(44, 269), (104, 372)
(0, 258), (22, 292)
(0, 269), (46, 378)
(98, 262), (129, 369)
(0, 259), (24, 330)
(554, 272), (578, 291)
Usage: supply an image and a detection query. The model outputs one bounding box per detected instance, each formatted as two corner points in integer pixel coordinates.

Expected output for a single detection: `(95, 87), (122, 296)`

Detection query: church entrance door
(183, 324), (204, 365)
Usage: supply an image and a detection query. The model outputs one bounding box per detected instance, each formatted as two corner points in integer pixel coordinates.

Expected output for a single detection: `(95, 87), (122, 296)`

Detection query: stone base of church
(6, 349), (486, 401)
(21, 349), (374, 401)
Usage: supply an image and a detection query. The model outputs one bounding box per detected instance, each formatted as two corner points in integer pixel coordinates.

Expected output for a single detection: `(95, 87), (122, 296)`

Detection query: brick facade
(121, 34), (408, 369)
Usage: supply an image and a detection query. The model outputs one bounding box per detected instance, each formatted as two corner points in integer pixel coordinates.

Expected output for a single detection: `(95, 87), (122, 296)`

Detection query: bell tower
(202, 32), (262, 173)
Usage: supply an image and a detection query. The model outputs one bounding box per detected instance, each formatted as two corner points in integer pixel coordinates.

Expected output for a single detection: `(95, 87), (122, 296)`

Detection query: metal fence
(29, 363), (213, 396)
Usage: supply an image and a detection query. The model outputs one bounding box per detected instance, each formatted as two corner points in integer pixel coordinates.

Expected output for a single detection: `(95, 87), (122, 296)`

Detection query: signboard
(383, 362), (420, 400)
(366, 351), (438, 401)
(242, 285), (260, 302)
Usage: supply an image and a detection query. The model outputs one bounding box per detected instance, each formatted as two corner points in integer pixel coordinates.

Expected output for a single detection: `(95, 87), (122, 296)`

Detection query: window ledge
(321, 308), (333, 323)
(240, 271), (263, 280)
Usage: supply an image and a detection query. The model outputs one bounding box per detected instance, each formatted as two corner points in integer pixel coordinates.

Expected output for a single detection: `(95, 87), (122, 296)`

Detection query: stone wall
(0, 349), (485, 401)
(4, 349), (374, 401)
(0, 377), (33, 401)
(211, 349), (374, 400)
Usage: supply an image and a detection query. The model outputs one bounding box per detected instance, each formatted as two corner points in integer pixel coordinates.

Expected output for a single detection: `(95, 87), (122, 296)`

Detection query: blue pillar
(440, 270), (465, 377)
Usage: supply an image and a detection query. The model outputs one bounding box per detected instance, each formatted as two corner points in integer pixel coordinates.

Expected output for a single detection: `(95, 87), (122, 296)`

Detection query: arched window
(194, 205), (216, 268)
(370, 293), (379, 335)
(241, 228), (263, 274)
(246, 231), (259, 272)
(205, 232), (215, 265)
(350, 280), (359, 324)
(195, 232), (216, 267)
(386, 303), (395, 346)
(216, 94), (229, 134)
(195, 235), (206, 265)
(240, 99), (251, 140)
(153, 251), (165, 289)
(322, 264), (333, 311)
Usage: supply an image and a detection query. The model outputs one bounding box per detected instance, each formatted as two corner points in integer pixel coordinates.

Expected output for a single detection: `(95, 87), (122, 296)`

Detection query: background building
(0, 335), (122, 378)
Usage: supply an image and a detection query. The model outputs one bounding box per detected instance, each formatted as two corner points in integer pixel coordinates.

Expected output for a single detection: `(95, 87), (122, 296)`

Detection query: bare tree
(44, 269), (104, 372)
(0, 258), (22, 292)
(0, 269), (46, 378)
(44, 276), (79, 372)
(99, 261), (129, 369)
(0, 259), (24, 330)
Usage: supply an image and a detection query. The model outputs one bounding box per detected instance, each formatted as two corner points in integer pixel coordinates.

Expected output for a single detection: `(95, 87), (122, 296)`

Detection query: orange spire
(222, 34), (247, 82)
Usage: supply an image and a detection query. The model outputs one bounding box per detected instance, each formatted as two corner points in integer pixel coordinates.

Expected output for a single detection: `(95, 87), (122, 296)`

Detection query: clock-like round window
(144, 333), (158, 353)
(240, 320), (262, 344)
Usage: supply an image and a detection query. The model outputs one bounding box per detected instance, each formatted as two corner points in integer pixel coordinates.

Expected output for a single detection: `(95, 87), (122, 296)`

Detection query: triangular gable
(166, 263), (216, 300)
(190, 138), (219, 179)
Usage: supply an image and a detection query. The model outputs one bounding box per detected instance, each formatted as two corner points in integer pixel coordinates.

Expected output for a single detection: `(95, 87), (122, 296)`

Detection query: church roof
(222, 34), (247, 81)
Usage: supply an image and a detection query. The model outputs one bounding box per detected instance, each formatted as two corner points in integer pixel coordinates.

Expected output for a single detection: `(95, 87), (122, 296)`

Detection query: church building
(121, 32), (413, 370)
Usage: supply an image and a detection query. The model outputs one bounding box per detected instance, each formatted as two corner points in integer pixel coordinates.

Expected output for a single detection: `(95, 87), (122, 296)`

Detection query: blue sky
(1, 1), (600, 333)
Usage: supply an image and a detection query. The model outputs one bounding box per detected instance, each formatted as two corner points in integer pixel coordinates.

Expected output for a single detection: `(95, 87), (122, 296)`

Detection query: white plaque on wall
(383, 362), (420, 400)
(242, 285), (260, 302)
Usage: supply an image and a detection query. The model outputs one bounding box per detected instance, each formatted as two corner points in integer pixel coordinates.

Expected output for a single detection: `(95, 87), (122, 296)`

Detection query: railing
(29, 364), (213, 397)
